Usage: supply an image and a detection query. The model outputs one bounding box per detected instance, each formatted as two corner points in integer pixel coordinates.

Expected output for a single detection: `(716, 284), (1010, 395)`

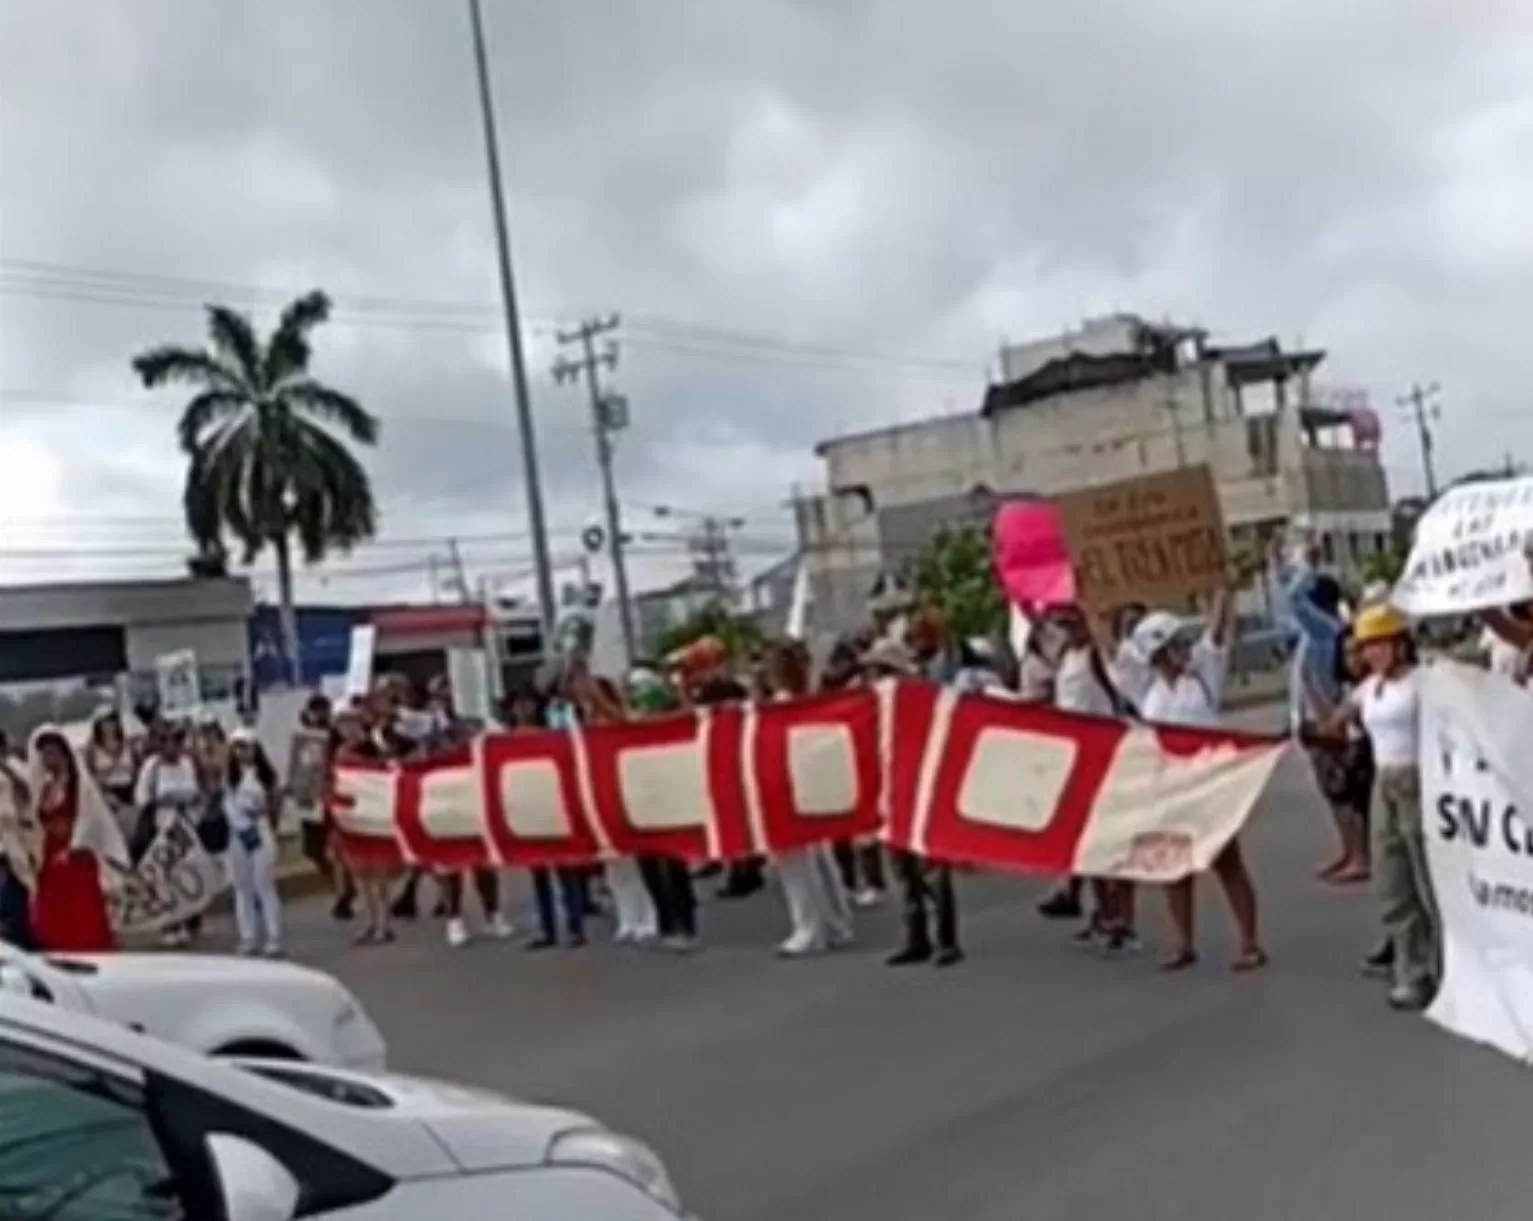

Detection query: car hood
(50, 952), (332, 988)
(235, 1060), (595, 1172)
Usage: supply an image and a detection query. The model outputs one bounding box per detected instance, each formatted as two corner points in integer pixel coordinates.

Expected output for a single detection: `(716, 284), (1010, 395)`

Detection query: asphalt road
(266, 737), (1533, 1221)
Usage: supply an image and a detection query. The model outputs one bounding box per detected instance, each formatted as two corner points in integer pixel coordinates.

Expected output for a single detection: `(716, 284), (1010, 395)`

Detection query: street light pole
(467, 0), (558, 633)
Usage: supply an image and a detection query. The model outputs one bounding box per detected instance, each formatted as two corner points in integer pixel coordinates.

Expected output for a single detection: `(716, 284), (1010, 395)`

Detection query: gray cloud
(5, 0), (1533, 599)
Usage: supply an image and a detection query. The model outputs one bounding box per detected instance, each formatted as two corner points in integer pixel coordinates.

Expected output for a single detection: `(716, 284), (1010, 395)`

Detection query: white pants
(229, 823), (281, 951)
(605, 857), (657, 939)
(777, 844), (852, 947)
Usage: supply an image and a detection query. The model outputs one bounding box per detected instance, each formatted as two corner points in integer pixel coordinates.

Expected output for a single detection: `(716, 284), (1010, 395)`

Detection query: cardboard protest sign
(1054, 465), (1228, 618)
(1393, 476), (1533, 617)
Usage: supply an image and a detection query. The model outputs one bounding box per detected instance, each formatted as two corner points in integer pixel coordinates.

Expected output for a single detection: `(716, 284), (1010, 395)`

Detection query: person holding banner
(132, 720), (207, 948)
(1307, 604), (1437, 1010)
(1048, 605), (1137, 951)
(27, 728), (124, 953)
(763, 639), (854, 958)
(332, 705), (398, 946)
(882, 621), (965, 968)
(1131, 585), (1267, 973)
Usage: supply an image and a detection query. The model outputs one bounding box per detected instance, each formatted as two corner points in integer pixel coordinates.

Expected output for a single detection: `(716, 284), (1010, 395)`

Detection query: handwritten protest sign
(105, 817), (226, 936)
(1393, 476), (1533, 616)
(1054, 465), (1228, 618)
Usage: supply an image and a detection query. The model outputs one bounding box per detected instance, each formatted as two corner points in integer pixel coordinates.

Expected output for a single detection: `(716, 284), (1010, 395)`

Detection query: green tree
(133, 291), (380, 683)
(1360, 548), (1406, 588)
(657, 601), (764, 661)
(910, 525), (1006, 641)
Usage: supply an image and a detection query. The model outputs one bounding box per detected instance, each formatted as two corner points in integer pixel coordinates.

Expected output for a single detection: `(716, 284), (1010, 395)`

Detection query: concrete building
(0, 575), (255, 706)
(796, 313), (1392, 631)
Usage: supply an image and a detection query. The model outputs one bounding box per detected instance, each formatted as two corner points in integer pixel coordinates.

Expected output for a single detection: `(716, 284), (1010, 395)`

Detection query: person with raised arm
(1131, 570), (1267, 973)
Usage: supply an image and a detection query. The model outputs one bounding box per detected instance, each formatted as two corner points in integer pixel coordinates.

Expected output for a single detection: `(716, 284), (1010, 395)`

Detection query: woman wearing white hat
(1131, 584), (1266, 972)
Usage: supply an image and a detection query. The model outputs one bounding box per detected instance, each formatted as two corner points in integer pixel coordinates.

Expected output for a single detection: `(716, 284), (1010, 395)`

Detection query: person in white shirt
(224, 727), (283, 957)
(763, 639), (854, 958)
(1131, 587), (1267, 973)
(1309, 603), (1436, 1010)
(1048, 606), (1136, 950)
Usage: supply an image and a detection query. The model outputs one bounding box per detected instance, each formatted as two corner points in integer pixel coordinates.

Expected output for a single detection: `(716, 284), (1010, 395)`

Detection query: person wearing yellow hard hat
(1307, 601), (1436, 1010)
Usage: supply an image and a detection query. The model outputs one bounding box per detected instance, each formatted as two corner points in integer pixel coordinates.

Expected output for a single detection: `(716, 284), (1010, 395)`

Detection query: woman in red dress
(27, 728), (127, 952)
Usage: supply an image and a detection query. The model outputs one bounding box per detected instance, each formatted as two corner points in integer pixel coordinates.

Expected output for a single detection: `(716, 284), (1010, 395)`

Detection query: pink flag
(991, 500), (1076, 610)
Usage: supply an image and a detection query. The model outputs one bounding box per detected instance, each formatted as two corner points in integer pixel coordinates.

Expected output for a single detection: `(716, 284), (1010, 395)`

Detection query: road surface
(269, 743), (1533, 1221)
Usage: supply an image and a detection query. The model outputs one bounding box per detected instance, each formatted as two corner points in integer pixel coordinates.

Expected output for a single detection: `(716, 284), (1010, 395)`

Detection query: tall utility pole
(553, 315), (636, 666)
(467, 0), (557, 632)
(1398, 381), (1441, 499)
(447, 538), (470, 605)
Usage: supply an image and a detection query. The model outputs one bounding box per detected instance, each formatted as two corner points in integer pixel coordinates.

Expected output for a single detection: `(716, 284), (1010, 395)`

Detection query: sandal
(354, 928), (379, 947)
(1158, 948), (1199, 972)
(1327, 864), (1370, 886)
(1232, 947), (1269, 973)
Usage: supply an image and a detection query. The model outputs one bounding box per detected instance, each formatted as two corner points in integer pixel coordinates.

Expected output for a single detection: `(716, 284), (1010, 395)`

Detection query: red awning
(371, 605), (488, 637)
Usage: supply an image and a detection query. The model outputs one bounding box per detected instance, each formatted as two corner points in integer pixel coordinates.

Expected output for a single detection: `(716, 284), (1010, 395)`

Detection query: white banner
(1421, 661), (1533, 1061)
(105, 818), (227, 936)
(1394, 476), (1533, 616)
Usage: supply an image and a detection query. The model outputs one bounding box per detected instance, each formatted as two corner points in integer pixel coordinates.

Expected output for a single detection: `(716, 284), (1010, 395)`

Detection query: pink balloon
(991, 500), (1076, 610)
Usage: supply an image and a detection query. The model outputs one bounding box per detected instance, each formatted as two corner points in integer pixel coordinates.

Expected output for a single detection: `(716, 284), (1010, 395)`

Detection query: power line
(0, 258), (984, 379)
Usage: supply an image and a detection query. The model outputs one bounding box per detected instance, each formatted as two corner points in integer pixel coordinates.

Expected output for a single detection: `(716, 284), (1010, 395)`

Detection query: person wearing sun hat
(1131, 575), (1267, 974)
(1307, 601), (1436, 1010)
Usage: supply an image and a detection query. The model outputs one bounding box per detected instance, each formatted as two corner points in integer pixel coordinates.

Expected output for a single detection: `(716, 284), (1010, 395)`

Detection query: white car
(0, 941), (387, 1069)
(0, 993), (690, 1219)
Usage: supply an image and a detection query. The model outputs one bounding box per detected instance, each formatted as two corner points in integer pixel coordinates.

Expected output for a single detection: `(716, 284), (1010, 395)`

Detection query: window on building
(1320, 533), (1336, 565)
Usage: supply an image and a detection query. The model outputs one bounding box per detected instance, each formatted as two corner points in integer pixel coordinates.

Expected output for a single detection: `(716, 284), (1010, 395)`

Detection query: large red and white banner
(332, 682), (1288, 882)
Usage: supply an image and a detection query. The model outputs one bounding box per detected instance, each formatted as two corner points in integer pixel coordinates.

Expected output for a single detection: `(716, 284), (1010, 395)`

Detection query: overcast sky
(3, 0), (1533, 606)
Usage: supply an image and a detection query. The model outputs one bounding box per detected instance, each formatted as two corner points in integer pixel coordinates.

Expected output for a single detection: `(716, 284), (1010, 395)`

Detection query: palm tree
(133, 290), (380, 685)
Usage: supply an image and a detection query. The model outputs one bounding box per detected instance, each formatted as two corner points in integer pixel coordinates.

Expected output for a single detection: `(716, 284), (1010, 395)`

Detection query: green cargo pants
(1373, 767), (1440, 996)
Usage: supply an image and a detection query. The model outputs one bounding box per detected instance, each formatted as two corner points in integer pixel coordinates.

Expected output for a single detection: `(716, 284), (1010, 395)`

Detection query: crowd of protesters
(2, 534), (1529, 1019)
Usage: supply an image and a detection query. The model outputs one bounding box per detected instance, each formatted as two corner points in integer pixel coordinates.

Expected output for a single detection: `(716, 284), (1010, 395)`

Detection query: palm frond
(205, 305), (264, 388)
(185, 431), (268, 563)
(175, 390), (249, 454)
(263, 290), (332, 387)
(285, 424), (379, 564)
(132, 346), (243, 393)
(281, 380), (380, 446)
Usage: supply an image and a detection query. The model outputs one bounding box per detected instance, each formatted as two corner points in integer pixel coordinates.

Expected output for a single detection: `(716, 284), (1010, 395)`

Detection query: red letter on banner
(478, 728), (601, 867)
(583, 710), (751, 862)
(329, 757), (406, 872)
(920, 697), (1127, 874)
(753, 690), (881, 853)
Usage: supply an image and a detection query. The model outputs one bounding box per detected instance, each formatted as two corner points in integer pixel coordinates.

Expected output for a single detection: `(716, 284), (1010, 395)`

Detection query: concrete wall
(801, 359), (1393, 631)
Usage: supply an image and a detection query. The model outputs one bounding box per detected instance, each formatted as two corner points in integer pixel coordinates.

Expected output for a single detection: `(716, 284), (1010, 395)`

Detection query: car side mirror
(206, 1133), (300, 1221)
